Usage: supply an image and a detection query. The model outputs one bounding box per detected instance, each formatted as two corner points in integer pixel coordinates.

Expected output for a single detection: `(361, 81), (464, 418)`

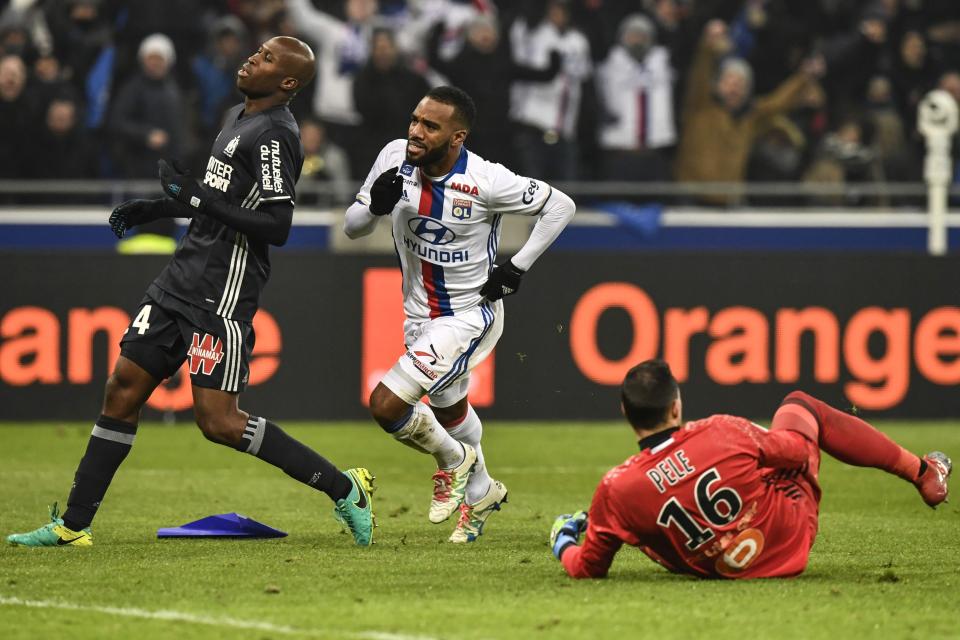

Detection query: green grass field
(1, 421), (958, 640)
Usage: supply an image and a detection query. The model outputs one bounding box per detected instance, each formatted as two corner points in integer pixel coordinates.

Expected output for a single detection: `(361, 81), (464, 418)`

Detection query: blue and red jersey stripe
(417, 171), (454, 318)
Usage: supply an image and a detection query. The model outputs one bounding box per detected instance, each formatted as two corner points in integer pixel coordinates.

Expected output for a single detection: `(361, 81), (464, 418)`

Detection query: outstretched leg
(773, 391), (951, 507)
(192, 386), (374, 545)
(192, 386), (353, 502)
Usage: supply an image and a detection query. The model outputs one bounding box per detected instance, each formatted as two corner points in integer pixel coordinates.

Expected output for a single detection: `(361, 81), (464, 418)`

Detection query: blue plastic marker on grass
(157, 513), (287, 538)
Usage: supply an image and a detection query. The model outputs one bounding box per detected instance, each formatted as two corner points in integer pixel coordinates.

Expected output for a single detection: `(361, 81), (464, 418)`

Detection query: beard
(406, 138), (450, 167)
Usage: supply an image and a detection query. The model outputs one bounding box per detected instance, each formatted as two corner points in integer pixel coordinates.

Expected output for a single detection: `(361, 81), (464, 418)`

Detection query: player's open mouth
(407, 141), (425, 153)
(238, 65), (250, 78)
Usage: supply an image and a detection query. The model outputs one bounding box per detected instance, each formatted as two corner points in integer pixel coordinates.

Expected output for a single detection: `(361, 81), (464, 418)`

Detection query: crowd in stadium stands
(1, 0), (959, 206)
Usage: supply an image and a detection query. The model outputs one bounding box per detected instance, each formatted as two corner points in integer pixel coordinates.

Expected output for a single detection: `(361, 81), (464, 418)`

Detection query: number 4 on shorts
(132, 305), (152, 335)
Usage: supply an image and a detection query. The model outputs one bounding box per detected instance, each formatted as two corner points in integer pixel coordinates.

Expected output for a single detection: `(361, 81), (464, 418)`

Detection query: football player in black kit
(8, 37), (376, 548)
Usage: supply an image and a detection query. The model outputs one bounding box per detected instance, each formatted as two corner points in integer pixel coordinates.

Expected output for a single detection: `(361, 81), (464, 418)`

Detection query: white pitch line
(0, 595), (437, 640)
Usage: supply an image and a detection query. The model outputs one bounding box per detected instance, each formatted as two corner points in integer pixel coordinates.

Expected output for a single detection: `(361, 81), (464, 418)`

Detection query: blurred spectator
(674, 20), (822, 205)
(111, 0), (209, 89)
(937, 70), (960, 109)
(287, 0), (379, 177)
(0, 22), (36, 60)
(510, 0), (592, 180)
(426, 13), (561, 164)
(354, 27), (430, 164)
(43, 0), (114, 128)
(819, 7), (889, 118)
(233, 0), (289, 44)
(43, 0), (111, 77)
(108, 33), (184, 178)
(25, 53), (76, 123)
(299, 118), (352, 207)
(596, 14), (675, 184)
(26, 97), (94, 178)
(729, 0), (816, 95)
(744, 115), (807, 205)
(192, 15), (249, 140)
(803, 117), (885, 207)
(889, 30), (940, 128)
(0, 54), (28, 179)
(394, 0), (490, 62)
(936, 70), (960, 167)
(865, 74), (916, 184)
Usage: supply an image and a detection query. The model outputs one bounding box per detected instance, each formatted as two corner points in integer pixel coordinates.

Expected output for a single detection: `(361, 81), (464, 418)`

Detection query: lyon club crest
(452, 198), (473, 219)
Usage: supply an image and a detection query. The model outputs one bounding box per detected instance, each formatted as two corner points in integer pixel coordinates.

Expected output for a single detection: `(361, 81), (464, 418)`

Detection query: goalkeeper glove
(158, 159), (213, 211)
(108, 198), (182, 239)
(550, 510), (588, 559)
(480, 260), (524, 301)
(368, 166), (404, 215)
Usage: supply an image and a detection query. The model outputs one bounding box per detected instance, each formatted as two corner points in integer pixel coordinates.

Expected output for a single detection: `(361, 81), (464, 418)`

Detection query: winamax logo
(187, 333), (224, 375)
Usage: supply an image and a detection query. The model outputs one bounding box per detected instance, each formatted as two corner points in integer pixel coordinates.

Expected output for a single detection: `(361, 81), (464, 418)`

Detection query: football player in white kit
(344, 86), (576, 542)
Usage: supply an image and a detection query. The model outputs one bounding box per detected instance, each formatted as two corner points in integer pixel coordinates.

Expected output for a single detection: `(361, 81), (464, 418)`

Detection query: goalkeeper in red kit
(550, 359), (952, 579)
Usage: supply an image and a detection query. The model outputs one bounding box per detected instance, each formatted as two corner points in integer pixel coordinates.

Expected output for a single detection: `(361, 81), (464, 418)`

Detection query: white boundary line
(0, 595), (437, 640)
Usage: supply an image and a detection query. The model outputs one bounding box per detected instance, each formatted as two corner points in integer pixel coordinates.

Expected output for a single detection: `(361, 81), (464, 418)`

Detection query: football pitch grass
(1, 422), (958, 640)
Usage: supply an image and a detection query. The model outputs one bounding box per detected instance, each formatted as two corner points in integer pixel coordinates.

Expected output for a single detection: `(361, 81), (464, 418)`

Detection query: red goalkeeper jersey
(561, 415), (822, 579)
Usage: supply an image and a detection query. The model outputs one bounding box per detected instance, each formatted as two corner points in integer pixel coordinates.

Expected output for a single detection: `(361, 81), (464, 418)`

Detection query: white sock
(445, 404), (492, 504)
(390, 402), (465, 469)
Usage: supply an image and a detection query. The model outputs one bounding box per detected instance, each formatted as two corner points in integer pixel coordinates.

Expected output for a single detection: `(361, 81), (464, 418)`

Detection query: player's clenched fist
(550, 510), (588, 559)
(159, 159), (211, 211)
(369, 166), (404, 216)
(480, 260), (525, 301)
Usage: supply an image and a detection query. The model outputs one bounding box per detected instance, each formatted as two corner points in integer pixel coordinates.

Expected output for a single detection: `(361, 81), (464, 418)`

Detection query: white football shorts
(382, 300), (503, 407)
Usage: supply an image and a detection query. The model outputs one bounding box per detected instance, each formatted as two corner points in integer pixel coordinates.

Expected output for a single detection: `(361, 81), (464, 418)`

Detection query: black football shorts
(119, 285), (254, 392)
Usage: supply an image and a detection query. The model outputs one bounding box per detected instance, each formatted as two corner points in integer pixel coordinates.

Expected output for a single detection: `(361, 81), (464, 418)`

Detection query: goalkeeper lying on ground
(550, 359), (952, 579)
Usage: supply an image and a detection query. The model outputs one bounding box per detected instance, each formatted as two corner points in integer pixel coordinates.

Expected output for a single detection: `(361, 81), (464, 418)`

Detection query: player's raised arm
(480, 166), (576, 301)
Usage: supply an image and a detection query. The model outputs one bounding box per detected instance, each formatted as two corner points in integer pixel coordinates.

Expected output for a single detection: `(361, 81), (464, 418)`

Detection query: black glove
(158, 159), (212, 212)
(480, 260), (525, 301)
(108, 198), (172, 238)
(548, 50), (564, 76)
(369, 166), (404, 216)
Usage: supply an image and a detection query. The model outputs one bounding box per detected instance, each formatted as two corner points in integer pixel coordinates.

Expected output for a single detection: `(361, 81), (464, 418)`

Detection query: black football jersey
(152, 103), (303, 322)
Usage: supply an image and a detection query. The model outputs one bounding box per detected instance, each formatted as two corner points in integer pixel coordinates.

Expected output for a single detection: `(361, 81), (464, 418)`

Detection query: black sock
(62, 415), (138, 531)
(238, 416), (352, 502)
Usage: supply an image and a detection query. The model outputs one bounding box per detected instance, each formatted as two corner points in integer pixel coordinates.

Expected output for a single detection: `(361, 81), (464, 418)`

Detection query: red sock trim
(441, 412), (469, 430)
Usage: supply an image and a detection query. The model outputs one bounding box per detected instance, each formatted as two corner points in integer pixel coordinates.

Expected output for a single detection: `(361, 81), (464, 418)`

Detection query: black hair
(424, 85), (477, 130)
(621, 359), (679, 430)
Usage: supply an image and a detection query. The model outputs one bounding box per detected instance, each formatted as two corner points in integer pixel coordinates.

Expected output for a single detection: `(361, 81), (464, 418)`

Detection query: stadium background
(2, 0), (960, 422)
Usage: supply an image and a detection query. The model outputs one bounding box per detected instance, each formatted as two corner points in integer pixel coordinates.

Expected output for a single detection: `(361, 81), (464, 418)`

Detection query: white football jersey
(356, 139), (552, 323)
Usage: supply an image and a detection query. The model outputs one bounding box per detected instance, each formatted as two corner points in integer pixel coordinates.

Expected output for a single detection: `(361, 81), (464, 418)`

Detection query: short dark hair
(621, 359), (679, 430)
(424, 85), (476, 130)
